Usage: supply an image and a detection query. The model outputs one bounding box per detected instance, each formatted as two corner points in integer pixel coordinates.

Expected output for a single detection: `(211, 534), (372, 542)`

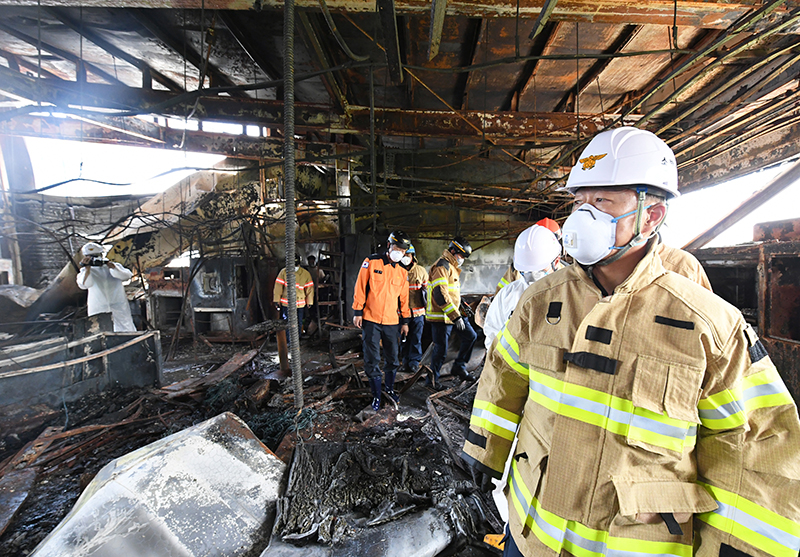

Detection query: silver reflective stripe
(698, 398), (743, 422)
(471, 406), (517, 435)
(713, 501), (800, 551)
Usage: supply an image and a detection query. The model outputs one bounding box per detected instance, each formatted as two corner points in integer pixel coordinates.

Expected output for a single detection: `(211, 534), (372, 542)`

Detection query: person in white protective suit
(76, 242), (136, 332)
(480, 223), (563, 524)
(483, 224), (562, 351)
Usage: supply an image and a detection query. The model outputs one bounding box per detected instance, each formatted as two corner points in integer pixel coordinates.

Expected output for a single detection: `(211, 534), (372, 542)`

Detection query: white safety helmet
(82, 242), (104, 256)
(559, 127), (680, 199)
(514, 225), (562, 273)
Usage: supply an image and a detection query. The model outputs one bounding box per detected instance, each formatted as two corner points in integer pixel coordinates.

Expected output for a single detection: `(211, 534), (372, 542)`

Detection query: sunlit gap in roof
(25, 137), (226, 198)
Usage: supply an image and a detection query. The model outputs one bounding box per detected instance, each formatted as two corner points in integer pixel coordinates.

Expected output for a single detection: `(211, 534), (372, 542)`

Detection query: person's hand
(106, 261), (115, 269)
(469, 462), (495, 493)
(353, 316), (363, 329)
(453, 316), (466, 331)
(400, 324), (409, 337)
(80, 256), (92, 267)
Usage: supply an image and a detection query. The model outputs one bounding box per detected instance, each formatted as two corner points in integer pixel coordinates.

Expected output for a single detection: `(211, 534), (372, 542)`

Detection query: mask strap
(597, 188), (652, 268)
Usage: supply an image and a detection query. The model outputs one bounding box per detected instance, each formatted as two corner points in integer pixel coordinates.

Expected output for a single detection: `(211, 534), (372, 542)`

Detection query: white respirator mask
(295, 266), (300, 272)
(401, 255), (412, 266)
(389, 249), (403, 263)
(562, 204), (642, 266)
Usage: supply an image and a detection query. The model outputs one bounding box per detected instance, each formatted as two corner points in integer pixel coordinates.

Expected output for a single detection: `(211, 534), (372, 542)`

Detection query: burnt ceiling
(0, 0), (799, 217)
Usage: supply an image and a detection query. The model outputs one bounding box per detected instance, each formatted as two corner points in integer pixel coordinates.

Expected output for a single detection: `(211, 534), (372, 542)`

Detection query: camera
(87, 257), (107, 267)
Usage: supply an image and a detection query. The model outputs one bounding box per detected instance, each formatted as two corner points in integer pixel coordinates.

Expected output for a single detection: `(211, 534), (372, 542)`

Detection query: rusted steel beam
(516, 21), (561, 110)
(0, 1), (763, 28)
(682, 159), (800, 250)
(45, 7), (184, 92)
(377, 0), (403, 83)
(0, 20), (124, 85)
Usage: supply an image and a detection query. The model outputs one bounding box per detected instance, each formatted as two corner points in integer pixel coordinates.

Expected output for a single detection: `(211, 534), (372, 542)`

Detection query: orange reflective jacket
(352, 253), (411, 325)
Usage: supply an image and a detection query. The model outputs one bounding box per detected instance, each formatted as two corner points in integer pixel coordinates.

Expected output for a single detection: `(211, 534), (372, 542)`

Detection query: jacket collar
(381, 252), (396, 266)
(577, 236), (666, 296)
(442, 249), (462, 274)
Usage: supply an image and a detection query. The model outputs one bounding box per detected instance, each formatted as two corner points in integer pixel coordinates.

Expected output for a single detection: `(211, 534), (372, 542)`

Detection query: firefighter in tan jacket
(463, 127), (800, 557)
(427, 236), (478, 387)
(400, 245), (428, 373)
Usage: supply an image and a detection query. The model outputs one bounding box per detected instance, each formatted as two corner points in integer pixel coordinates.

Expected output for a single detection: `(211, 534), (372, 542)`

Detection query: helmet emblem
(579, 153), (606, 170)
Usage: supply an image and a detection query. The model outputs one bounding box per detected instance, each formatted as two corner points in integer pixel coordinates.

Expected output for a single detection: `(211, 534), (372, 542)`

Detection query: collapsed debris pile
(0, 336), (499, 557)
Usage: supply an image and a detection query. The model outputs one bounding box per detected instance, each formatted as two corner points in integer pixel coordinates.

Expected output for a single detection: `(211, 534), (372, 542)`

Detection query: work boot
(384, 370), (400, 404)
(369, 376), (382, 411)
(453, 367), (475, 383)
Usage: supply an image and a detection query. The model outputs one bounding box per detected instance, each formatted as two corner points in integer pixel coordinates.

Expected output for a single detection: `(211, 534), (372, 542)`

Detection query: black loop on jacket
(546, 302), (562, 325)
(659, 512), (683, 536)
(585, 326), (613, 345)
(563, 351), (618, 375)
(466, 429), (487, 449)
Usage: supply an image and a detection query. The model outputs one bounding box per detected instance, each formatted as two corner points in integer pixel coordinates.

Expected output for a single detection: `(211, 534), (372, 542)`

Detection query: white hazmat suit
(76, 244), (136, 332)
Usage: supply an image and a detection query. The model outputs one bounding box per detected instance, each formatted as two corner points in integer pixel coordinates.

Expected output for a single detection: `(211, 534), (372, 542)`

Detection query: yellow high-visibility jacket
(463, 241), (800, 557)
(495, 264), (522, 295)
(427, 249), (463, 324)
(407, 263), (428, 317)
(273, 267), (314, 307)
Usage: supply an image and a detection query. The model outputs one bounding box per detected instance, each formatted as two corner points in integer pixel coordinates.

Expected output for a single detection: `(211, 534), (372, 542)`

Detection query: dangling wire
(317, 0), (369, 61)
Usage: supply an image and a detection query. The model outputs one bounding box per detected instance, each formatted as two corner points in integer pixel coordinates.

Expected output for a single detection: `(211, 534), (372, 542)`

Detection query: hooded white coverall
(76, 262), (136, 332)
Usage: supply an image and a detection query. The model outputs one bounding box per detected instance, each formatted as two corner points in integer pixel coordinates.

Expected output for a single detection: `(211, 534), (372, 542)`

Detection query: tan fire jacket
(427, 249), (463, 324)
(463, 242), (800, 557)
(659, 241), (712, 292)
(407, 263), (428, 317)
(273, 267), (314, 307)
(495, 264), (522, 295)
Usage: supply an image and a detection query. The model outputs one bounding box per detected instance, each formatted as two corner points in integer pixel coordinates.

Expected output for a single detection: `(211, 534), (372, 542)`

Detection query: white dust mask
(401, 255), (412, 266)
(389, 250), (403, 262)
(562, 204), (638, 266)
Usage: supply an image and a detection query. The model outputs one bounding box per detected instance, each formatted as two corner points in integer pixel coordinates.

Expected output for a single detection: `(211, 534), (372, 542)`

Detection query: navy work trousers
(280, 306), (305, 339)
(429, 319), (477, 379)
(400, 315), (425, 370)
(362, 320), (401, 386)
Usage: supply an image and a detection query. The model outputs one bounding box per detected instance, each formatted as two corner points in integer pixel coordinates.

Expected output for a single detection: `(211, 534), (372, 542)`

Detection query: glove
(421, 288), (428, 307)
(470, 463), (495, 493)
(454, 316), (466, 331)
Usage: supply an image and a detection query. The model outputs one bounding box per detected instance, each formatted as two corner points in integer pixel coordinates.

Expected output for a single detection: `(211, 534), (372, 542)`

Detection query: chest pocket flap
(519, 344), (566, 375)
(633, 355), (702, 424)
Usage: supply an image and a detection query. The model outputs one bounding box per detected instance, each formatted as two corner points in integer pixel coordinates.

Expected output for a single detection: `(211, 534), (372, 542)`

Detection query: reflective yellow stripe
(470, 399), (520, 440)
(496, 327), (530, 377)
(496, 327), (696, 453)
(697, 482), (800, 557)
(509, 460), (692, 557)
(528, 367), (696, 453)
(497, 277), (510, 290)
(699, 366), (793, 430)
(430, 278), (448, 287)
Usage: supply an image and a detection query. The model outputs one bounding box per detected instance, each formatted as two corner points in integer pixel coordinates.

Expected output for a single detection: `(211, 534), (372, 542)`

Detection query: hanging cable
(317, 0), (369, 61)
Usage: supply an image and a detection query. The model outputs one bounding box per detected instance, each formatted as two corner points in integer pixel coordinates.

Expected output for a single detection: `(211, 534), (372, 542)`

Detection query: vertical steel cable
(284, 0), (303, 409)
(370, 65), (377, 251)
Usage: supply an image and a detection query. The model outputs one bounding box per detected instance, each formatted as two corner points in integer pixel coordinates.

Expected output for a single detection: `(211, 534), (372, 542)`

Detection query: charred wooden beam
(377, 0), (403, 83)
(0, 66), (613, 141)
(128, 9), (246, 97)
(427, 0), (447, 61)
(677, 118), (800, 194)
(528, 0), (558, 41)
(553, 24), (641, 113)
(0, 21), (124, 85)
(45, 7), (184, 93)
(218, 11), (283, 83)
(297, 11), (350, 112)
(0, 1), (765, 28)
